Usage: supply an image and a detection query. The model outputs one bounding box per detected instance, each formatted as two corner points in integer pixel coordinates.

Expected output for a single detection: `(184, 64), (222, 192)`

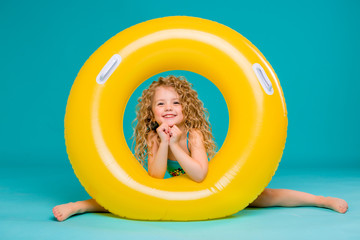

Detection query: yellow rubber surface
(65, 16), (288, 221)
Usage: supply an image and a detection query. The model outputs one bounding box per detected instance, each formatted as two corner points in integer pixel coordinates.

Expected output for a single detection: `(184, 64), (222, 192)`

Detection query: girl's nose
(165, 104), (172, 111)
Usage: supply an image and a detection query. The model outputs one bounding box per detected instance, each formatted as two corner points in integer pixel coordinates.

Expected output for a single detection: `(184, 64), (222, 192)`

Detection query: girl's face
(151, 86), (184, 127)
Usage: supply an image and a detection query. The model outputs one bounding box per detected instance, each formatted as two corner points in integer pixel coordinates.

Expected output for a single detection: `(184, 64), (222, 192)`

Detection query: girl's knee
(260, 188), (274, 198)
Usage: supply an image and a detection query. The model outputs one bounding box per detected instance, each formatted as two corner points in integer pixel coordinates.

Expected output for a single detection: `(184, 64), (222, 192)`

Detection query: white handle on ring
(253, 63), (274, 95)
(96, 54), (122, 84)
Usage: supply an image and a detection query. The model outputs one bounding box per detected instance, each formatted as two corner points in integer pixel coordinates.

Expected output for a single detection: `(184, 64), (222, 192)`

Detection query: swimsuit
(167, 159), (186, 177)
(167, 131), (189, 177)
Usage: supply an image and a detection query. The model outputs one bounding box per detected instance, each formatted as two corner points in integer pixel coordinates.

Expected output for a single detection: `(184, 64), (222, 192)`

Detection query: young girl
(53, 75), (348, 221)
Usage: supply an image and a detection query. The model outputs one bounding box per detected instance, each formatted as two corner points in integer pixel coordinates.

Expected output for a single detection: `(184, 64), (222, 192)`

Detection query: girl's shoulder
(188, 128), (204, 142)
(146, 130), (158, 143)
(189, 128), (203, 136)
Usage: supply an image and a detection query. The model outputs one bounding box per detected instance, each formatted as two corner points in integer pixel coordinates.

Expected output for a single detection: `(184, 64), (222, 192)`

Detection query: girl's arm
(170, 128), (208, 183)
(147, 126), (169, 179)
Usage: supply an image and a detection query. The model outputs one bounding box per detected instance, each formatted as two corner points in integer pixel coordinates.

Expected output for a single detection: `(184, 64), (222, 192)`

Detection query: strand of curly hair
(131, 75), (217, 167)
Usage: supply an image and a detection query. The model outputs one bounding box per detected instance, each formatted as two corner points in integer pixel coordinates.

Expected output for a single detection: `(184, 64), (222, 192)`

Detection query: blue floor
(1, 165), (359, 239)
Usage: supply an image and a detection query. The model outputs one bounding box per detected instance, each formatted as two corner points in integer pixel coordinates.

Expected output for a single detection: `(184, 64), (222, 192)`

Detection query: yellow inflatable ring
(65, 16), (287, 221)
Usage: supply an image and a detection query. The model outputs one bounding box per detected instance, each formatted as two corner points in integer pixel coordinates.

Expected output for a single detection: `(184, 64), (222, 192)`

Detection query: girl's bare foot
(53, 199), (109, 221)
(53, 202), (80, 221)
(320, 196), (348, 213)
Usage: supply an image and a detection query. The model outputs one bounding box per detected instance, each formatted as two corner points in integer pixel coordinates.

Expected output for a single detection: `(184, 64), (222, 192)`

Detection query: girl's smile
(163, 114), (176, 118)
(152, 86), (184, 126)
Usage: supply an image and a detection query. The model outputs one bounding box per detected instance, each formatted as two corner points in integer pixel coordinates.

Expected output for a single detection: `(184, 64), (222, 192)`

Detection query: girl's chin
(164, 121), (177, 126)
(162, 119), (180, 126)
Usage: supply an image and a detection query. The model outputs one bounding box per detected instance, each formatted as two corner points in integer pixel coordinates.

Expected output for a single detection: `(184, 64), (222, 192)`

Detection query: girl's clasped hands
(156, 123), (182, 145)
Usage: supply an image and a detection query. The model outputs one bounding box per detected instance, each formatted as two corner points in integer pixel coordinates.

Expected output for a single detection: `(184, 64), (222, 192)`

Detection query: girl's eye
(174, 101), (180, 104)
(157, 102), (164, 106)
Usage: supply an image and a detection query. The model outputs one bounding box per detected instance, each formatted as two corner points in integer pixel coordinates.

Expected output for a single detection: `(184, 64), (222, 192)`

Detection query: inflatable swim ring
(65, 16), (288, 221)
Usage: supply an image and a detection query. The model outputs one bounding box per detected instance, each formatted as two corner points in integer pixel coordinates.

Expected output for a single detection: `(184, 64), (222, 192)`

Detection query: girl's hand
(169, 125), (182, 145)
(156, 122), (170, 143)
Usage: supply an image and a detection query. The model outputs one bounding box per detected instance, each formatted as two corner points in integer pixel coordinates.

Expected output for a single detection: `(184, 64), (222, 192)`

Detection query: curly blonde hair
(131, 75), (217, 167)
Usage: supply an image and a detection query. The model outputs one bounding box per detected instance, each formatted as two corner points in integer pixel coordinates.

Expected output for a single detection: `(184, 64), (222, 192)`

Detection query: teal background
(1, 0), (360, 239)
(1, 0), (360, 168)
(1, 0), (359, 169)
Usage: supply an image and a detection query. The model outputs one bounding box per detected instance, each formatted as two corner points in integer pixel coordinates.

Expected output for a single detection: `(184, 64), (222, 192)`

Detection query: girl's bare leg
(53, 198), (109, 221)
(249, 188), (348, 213)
